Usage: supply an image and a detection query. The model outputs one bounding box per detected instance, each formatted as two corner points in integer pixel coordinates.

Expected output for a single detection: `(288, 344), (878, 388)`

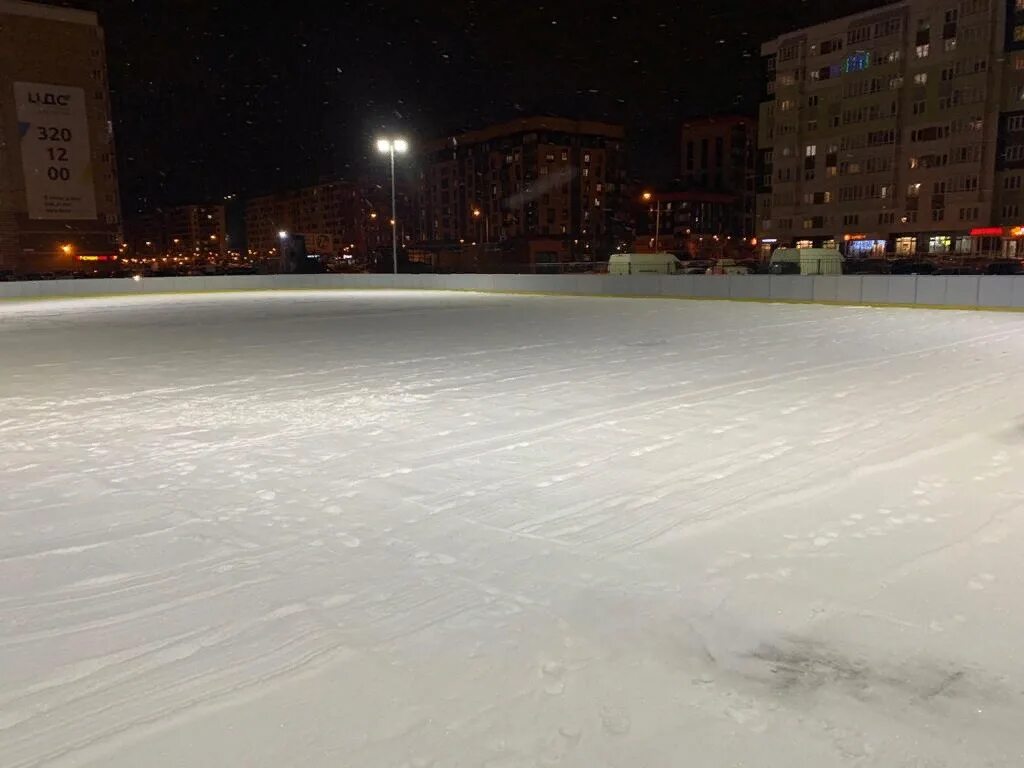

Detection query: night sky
(46, 0), (887, 213)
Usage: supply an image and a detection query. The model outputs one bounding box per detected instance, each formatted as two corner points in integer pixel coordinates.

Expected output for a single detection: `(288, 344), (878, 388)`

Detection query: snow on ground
(2, 289), (1024, 768)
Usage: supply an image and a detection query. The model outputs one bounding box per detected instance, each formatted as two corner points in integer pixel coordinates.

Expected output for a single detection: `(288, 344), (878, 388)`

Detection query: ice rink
(3, 289), (1024, 768)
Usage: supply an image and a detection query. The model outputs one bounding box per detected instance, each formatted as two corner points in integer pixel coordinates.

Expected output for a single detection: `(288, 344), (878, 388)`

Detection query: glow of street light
(60, 243), (73, 255)
(641, 191), (653, 202)
(376, 137), (409, 154)
(472, 208), (481, 217)
(278, 230), (288, 240)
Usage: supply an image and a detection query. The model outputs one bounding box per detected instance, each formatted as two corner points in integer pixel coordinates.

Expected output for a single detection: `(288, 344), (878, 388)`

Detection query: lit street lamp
(472, 207), (489, 245)
(278, 230), (289, 265)
(376, 137), (408, 274)
(642, 191), (662, 252)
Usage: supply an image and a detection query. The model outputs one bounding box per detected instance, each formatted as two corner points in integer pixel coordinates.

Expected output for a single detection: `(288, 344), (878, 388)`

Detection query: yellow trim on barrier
(1, 286), (1023, 313)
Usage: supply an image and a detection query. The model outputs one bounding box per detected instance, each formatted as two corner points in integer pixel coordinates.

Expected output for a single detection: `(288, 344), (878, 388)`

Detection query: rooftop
(428, 116), (625, 152)
(0, 0), (98, 26)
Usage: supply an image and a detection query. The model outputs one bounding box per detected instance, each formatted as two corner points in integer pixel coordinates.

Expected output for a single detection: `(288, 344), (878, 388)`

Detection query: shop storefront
(846, 238), (886, 257)
(895, 236), (916, 255)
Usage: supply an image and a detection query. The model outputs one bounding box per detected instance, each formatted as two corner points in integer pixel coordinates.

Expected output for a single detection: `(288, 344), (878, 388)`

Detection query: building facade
(125, 204), (227, 259)
(758, 0), (1015, 258)
(679, 115), (757, 237)
(418, 117), (628, 261)
(244, 181), (409, 263)
(0, 0), (121, 272)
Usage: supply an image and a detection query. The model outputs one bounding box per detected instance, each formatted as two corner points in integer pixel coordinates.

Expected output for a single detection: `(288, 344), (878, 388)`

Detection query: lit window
(916, 44), (930, 57)
(805, 144), (817, 156)
(583, 153), (591, 163)
(914, 72), (928, 84)
(944, 38), (957, 52)
(1016, 25), (1024, 42)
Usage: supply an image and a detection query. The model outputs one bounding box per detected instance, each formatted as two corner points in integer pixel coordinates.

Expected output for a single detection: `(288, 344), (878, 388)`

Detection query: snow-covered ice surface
(2, 290), (1024, 768)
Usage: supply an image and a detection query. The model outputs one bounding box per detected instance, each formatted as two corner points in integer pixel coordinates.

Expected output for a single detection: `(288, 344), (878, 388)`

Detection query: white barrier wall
(2, 273), (1024, 309)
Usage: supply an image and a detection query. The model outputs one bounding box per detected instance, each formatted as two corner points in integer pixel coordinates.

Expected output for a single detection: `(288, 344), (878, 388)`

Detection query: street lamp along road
(376, 137), (409, 275)
(472, 207), (490, 245)
(642, 191), (662, 252)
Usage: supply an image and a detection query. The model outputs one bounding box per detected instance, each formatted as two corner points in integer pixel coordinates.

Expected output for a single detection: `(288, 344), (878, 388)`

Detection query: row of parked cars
(607, 252), (1024, 276)
(0, 264), (261, 281)
(840, 259), (1023, 275)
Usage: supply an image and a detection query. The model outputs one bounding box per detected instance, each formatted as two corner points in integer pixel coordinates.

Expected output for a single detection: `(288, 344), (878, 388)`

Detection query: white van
(607, 253), (682, 275)
(769, 247), (844, 276)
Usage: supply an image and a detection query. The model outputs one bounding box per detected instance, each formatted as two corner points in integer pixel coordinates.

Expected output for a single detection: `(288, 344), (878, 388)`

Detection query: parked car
(769, 247), (844, 275)
(891, 261), (936, 275)
(706, 259), (752, 275)
(607, 253), (682, 275)
(680, 260), (712, 275)
(986, 260), (1023, 275)
(844, 259), (891, 275)
(934, 266), (982, 276)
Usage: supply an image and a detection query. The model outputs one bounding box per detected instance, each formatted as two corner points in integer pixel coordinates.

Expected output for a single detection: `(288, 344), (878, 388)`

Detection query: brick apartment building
(126, 204), (227, 259)
(417, 117), (628, 262)
(679, 115), (757, 238)
(757, 0), (1024, 259)
(244, 180), (412, 263)
(0, 0), (121, 273)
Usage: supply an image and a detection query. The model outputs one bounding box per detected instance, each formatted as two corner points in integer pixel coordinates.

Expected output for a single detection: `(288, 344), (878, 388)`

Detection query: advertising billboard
(14, 82), (97, 220)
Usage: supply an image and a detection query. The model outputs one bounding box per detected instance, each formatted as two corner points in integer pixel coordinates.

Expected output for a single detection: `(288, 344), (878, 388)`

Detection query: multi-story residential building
(679, 115), (757, 237)
(993, 3), (1024, 259)
(165, 205), (227, 259)
(758, 0), (1012, 259)
(418, 117), (627, 260)
(0, 0), (121, 273)
(244, 180), (411, 262)
(245, 181), (363, 259)
(125, 204), (227, 259)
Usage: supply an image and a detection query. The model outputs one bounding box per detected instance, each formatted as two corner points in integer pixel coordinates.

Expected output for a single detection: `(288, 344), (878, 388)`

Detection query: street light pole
(642, 191), (661, 251)
(389, 146), (397, 274)
(654, 201), (662, 252)
(377, 137), (409, 275)
(473, 208), (489, 245)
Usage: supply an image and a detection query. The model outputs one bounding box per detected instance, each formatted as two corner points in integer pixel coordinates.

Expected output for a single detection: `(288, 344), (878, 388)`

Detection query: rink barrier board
(1, 274), (1024, 311)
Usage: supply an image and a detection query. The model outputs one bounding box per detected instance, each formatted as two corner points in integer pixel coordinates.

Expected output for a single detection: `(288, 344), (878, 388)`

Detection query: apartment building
(680, 115), (757, 237)
(0, 0), (121, 272)
(418, 117), (627, 259)
(758, 0), (1009, 258)
(245, 181), (363, 259)
(165, 205), (227, 258)
(244, 180), (414, 262)
(126, 204), (227, 259)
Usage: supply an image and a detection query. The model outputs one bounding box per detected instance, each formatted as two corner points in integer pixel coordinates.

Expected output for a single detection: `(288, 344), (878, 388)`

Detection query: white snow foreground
(1, 290), (1023, 768)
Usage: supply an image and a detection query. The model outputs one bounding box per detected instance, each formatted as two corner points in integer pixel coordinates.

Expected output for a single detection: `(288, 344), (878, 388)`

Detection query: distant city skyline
(40, 0), (890, 211)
